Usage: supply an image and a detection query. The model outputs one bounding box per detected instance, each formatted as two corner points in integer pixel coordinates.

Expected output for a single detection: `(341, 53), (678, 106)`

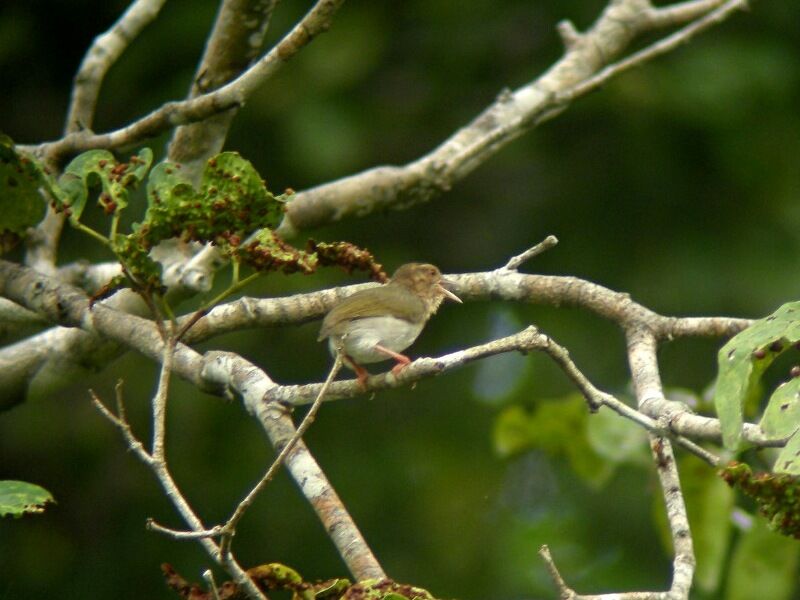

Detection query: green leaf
(774, 430), (800, 475)
(200, 152), (284, 231)
(714, 301), (800, 450)
(0, 480), (55, 517)
(0, 135), (48, 251)
(58, 147), (153, 223)
(112, 233), (163, 292)
(726, 516), (800, 600)
(138, 153), (284, 254)
(761, 377), (800, 440)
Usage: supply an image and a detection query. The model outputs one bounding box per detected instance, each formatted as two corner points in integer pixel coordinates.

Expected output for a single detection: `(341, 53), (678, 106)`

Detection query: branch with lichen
(0, 243), (768, 599)
(3, 227), (793, 599)
(21, 0), (345, 164)
(6, 0), (751, 404)
(276, 0), (746, 236)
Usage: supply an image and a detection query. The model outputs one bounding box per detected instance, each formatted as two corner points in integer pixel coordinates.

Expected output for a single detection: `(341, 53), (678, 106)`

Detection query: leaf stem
(109, 212), (121, 241)
(205, 271), (259, 310)
(74, 222), (111, 247)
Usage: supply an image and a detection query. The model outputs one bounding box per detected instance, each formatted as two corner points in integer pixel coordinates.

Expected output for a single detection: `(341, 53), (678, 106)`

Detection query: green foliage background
(1, 1), (799, 598)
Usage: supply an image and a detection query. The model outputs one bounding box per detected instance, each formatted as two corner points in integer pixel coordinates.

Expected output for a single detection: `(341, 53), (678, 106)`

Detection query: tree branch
(24, 0), (344, 162)
(90, 381), (268, 600)
(167, 0), (280, 176)
(218, 354), (343, 559)
(65, 0), (167, 133)
(276, 0), (745, 236)
(0, 259), (384, 580)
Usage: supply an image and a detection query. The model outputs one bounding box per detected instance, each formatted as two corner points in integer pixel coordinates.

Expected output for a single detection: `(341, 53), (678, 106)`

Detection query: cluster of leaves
(713, 301), (800, 474)
(162, 562), (435, 600)
(0, 137), (385, 296)
(721, 462), (800, 539)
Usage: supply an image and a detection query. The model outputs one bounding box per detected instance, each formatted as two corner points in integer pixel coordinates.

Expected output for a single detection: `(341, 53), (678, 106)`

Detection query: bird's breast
(329, 316), (425, 364)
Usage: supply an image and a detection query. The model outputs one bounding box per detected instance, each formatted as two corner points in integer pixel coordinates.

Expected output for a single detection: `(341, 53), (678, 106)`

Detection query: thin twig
(90, 382), (267, 600)
(558, 0), (748, 103)
(90, 381), (153, 465)
(152, 335), (176, 462)
(147, 518), (224, 540)
(502, 235), (559, 270)
(203, 569), (222, 600)
(538, 545), (575, 599)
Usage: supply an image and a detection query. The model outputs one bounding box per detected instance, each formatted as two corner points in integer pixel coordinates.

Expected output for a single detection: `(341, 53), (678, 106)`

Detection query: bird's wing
(317, 288), (424, 340)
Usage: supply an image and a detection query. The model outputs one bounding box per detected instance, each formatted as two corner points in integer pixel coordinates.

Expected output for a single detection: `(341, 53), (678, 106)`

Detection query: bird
(318, 263), (462, 387)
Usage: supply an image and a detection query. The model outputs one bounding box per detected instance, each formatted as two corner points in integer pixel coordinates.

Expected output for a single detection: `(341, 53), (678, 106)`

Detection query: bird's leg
(354, 364), (370, 389)
(374, 344), (412, 376)
(340, 352), (371, 389)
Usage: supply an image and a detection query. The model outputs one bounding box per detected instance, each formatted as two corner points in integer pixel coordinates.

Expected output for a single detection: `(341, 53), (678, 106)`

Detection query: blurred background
(1, 0), (799, 598)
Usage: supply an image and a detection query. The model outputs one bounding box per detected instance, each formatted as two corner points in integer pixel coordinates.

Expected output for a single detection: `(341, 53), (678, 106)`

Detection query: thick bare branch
(168, 0), (279, 175)
(538, 320), (701, 599)
(201, 351), (386, 580)
(627, 327), (695, 598)
(276, 0), (745, 236)
(219, 354), (343, 559)
(650, 435), (695, 599)
(0, 260), (752, 412)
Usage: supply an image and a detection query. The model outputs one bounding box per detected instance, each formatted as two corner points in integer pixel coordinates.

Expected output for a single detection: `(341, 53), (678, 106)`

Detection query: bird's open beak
(438, 279), (462, 303)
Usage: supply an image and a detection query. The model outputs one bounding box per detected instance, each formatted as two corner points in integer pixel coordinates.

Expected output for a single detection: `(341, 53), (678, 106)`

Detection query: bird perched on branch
(318, 263), (461, 388)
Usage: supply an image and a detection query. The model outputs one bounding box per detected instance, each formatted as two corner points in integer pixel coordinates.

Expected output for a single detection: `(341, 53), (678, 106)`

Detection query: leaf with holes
(714, 302), (800, 450)
(761, 378), (800, 440)
(0, 135), (48, 252)
(138, 153), (284, 254)
(198, 152), (285, 241)
(58, 147), (153, 223)
(774, 431), (800, 475)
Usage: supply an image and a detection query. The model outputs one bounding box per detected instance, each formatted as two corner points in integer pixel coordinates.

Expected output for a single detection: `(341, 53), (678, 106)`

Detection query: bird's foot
(390, 359), (411, 377)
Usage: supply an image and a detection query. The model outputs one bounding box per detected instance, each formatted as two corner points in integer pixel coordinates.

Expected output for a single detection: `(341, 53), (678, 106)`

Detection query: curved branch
(276, 0), (746, 235)
(65, 0), (167, 133)
(0, 258), (771, 451)
(25, 0), (344, 162)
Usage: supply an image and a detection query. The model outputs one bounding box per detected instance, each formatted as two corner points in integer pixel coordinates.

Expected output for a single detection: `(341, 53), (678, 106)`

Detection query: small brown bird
(318, 263), (461, 387)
